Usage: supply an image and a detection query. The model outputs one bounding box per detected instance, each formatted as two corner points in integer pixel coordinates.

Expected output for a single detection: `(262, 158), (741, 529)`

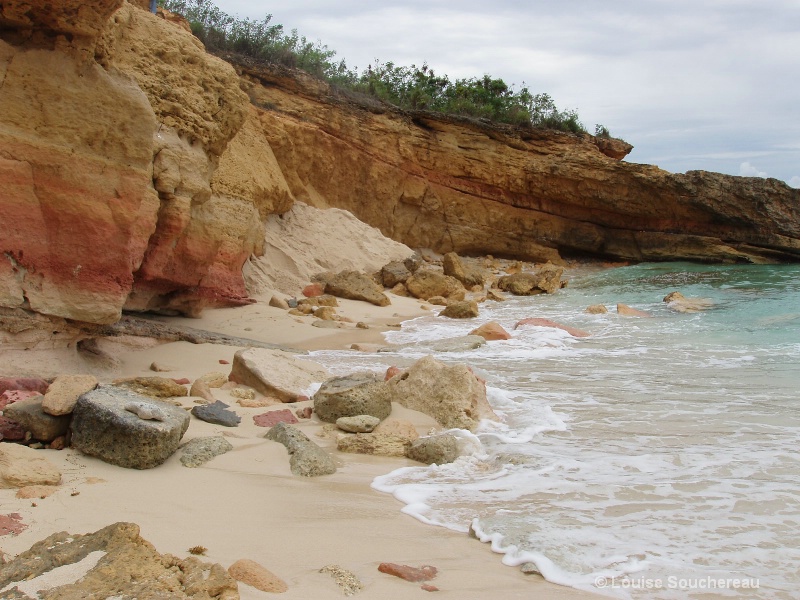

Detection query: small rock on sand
(228, 558), (288, 593)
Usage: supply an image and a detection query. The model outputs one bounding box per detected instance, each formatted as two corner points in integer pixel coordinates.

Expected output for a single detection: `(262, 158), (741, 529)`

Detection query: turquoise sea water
(311, 263), (800, 599)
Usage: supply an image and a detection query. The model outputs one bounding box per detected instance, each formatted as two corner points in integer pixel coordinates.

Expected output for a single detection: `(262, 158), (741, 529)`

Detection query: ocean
(310, 262), (800, 599)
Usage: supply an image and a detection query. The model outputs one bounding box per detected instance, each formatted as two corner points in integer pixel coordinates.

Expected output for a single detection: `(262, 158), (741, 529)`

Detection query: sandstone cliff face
(0, 1), (291, 324)
(232, 59), (800, 265)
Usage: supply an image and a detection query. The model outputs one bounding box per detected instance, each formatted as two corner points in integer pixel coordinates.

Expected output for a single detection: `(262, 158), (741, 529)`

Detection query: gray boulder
(70, 386), (190, 469)
(406, 434), (461, 465)
(180, 436), (233, 468)
(381, 260), (412, 288)
(313, 373), (392, 423)
(265, 422), (336, 476)
(191, 401), (240, 427)
(3, 395), (71, 442)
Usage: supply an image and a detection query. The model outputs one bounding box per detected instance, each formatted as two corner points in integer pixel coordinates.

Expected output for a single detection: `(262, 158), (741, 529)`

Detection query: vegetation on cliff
(159, 0), (591, 134)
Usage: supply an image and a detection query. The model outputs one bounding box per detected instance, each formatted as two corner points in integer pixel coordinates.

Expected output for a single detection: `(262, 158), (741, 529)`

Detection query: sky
(211, 1), (799, 188)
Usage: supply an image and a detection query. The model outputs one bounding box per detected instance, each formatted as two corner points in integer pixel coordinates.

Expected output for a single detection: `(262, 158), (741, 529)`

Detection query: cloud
(789, 176), (800, 189)
(738, 162), (768, 178)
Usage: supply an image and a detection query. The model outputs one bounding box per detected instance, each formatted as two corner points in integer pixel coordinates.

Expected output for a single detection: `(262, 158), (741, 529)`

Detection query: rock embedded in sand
(180, 436), (233, 468)
(617, 303), (652, 317)
(0, 512), (27, 536)
(315, 270), (391, 307)
(469, 321), (511, 341)
(265, 423), (336, 477)
(15, 484), (61, 499)
(0, 443), (62, 489)
(0, 522), (238, 599)
(41, 374), (99, 416)
(191, 401), (241, 427)
(319, 564), (363, 596)
(189, 379), (216, 404)
(269, 295), (290, 309)
(0, 378), (49, 395)
(406, 434), (461, 465)
(514, 317), (591, 338)
(229, 348), (330, 403)
(71, 386), (190, 469)
(336, 415), (381, 433)
(385, 356), (497, 431)
(252, 409), (299, 428)
(3, 395), (72, 442)
(298, 294), (339, 307)
(314, 306), (338, 321)
(112, 376), (189, 399)
(378, 562), (438, 582)
(228, 558), (288, 593)
(337, 419), (419, 457)
(313, 372), (392, 423)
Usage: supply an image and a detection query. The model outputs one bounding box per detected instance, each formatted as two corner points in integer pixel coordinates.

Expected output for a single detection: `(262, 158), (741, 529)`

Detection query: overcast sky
(211, 1), (799, 188)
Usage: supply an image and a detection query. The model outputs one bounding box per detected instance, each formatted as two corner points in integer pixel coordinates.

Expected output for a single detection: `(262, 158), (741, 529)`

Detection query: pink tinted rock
(0, 416), (26, 441)
(378, 563), (438, 582)
(421, 584), (440, 592)
(0, 513), (27, 536)
(302, 282), (324, 297)
(514, 317), (590, 338)
(219, 359), (230, 365)
(469, 321), (511, 341)
(253, 409), (299, 427)
(172, 378), (191, 385)
(0, 390), (41, 410)
(0, 378), (49, 395)
(385, 366), (402, 381)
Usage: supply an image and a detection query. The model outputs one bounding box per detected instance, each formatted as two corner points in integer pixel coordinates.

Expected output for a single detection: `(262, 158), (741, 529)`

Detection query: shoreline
(0, 291), (604, 599)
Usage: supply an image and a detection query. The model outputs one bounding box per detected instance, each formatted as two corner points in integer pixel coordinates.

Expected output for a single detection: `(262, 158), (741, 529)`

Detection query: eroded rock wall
(0, 1), (294, 325)
(233, 60), (800, 265)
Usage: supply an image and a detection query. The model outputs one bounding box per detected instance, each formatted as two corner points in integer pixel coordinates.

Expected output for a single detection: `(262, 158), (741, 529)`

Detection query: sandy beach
(0, 292), (603, 599)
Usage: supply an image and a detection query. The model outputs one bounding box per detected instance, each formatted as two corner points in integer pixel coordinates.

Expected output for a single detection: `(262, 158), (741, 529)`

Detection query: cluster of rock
(265, 250), (567, 330)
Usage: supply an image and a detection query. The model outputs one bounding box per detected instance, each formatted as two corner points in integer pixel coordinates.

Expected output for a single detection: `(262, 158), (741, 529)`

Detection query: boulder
(440, 300), (479, 319)
(265, 422), (336, 477)
(42, 374), (99, 416)
(228, 558), (288, 594)
(70, 386), (190, 469)
(316, 270), (390, 307)
(381, 260), (412, 287)
(180, 436), (233, 468)
(229, 348), (330, 402)
(385, 355), (497, 431)
(617, 303), (652, 317)
(3, 396), (71, 442)
(586, 304), (608, 314)
(191, 401), (241, 427)
(0, 522), (238, 599)
(269, 295), (290, 309)
(0, 443), (61, 489)
(442, 252), (485, 287)
(514, 317), (591, 338)
(302, 282), (325, 297)
(406, 434), (461, 465)
(313, 372), (392, 423)
(663, 291), (714, 312)
(112, 377), (188, 398)
(405, 270), (466, 301)
(336, 415), (381, 433)
(496, 264), (564, 295)
(298, 294), (339, 307)
(469, 321), (511, 341)
(336, 419), (419, 457)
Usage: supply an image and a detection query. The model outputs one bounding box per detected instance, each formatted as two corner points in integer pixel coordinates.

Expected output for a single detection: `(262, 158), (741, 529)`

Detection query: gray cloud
(213, 1), (800, 186)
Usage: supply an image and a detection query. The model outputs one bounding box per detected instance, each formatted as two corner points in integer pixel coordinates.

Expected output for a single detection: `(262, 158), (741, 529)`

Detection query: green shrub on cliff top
(160, 0), (590, 134)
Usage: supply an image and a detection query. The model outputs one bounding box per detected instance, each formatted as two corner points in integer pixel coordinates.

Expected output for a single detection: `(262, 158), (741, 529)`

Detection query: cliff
(230, 57), (800, 266)
(1, 0), (799, 328)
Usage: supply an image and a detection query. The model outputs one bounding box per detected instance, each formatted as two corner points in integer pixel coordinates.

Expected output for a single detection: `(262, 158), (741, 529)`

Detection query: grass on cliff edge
(160, 0), (615, 136)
